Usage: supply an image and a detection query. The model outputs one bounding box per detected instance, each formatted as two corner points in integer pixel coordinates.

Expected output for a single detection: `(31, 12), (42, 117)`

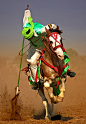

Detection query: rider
(22, 5), (76, 89)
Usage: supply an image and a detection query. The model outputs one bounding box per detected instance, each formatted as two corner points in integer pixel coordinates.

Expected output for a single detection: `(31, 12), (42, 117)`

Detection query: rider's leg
(27, 49), (41, 89)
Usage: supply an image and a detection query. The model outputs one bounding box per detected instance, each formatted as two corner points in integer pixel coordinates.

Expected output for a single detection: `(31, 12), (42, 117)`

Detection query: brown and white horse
(26, 27), (67, 120)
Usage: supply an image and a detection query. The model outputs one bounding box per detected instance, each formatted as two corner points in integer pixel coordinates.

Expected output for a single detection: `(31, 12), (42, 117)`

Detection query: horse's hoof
(51, 96), (58, 104)
(57, 96), (64, 102)
(51, 96), (64, 103)
(45, 115), (51, 121)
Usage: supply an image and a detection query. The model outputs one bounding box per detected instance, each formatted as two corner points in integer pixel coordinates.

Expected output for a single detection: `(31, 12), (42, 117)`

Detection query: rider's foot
(32, 83), (38, 90)
(67, 70), (76, 77)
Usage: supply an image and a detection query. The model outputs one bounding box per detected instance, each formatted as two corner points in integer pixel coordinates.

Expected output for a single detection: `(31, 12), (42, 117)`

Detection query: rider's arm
(23, 5), (31, 27)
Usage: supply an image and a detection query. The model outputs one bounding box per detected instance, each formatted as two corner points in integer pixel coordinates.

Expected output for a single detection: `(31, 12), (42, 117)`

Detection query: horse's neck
(43, 37), (64, 68)
(43, 47), (58, 67)
(44, 47), (64, 68)
(43, 48), (53, 64)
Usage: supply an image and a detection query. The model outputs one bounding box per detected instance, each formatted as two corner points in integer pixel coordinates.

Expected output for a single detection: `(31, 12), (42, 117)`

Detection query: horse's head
(45, 26), (64, 60)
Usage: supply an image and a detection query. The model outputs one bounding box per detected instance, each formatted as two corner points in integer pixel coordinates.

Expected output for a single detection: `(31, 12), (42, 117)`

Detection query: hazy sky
(0, 0), (86, 57)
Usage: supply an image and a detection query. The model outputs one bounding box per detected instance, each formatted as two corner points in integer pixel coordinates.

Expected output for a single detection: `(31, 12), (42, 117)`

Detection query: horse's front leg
(50, 103), (55, 117)
(44, 78), (64, 103)
(38, 85), (51, 120)
(58, 77), (66, 101)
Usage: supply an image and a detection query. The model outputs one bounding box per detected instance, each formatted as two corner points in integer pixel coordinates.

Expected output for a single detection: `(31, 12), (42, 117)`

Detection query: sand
(0, 48), (86, 124)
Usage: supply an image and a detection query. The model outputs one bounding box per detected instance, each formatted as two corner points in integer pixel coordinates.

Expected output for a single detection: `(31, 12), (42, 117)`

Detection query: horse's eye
(50, 41), (53, 44)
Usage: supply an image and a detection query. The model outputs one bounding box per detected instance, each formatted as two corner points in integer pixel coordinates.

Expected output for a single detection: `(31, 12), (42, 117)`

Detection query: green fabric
(22, 16), (45, 48)
(22, 31), (46, 48)
(53, 78), (60, 96)
(61, 52), (70, 76)
(28, 52), (70, 95)
(53, 52), (70, 96)
(28, 60), (41, 85)
(34, 22), (44, 34)
(64, 52), (69, 64)
(53, 85), (60, 96)
(28, 77), (35, 85)
(23, 22), (44, 35)
(22, 16), (44, 40)
(22, 17), (34, 39)
(38, 60), (41, 77)
(30, 33), (47, 48)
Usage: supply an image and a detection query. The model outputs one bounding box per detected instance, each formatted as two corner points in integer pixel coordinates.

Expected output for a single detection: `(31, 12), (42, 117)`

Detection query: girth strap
(39, 49), (58, 73)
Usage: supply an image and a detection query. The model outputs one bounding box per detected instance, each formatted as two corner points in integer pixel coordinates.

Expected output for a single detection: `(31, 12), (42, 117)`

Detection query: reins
(39, 49), (68, 88)
(48, 32), (66, 53)
(38, 33), (67, 88)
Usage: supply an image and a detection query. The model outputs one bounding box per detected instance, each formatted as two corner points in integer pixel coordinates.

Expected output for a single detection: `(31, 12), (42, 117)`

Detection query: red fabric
(48, 32), (66, 53)
(41, 56), (58, 73)
(35, 66), (38, 82)
(48, 32), (60, 48)
(61, 46), (66, 52)
(21, 67), (28, 71)
(56, 63), (67, 88)
(56, 77), (60, 88)
(53, 45), (62, 50)
(35, 49), (45, 82)
(35, 31), (68, 87)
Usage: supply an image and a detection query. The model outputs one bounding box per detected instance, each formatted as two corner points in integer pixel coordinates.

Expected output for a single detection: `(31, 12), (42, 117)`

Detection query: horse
(24, 26), (67, 120)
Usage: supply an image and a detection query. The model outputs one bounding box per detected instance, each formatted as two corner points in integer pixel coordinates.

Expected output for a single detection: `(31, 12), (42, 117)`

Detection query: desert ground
(0, 48), (86, 124)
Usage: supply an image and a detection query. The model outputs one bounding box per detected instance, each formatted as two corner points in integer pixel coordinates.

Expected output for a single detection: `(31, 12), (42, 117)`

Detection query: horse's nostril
(50, 41), (53, 44)
(26, 29), (30, 34)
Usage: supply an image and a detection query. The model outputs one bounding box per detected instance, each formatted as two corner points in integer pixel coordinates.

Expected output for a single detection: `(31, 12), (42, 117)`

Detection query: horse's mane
(49, 26), (63, 34)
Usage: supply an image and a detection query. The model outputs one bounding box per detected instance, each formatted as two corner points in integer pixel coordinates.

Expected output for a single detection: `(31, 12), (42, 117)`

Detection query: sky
(0, 0), (86, 57)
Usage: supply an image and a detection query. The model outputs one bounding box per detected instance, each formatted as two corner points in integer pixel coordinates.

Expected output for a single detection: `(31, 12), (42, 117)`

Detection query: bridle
(47, 32), (66, 53)
(40, 32), (67, 88)
(48, 32), (62, 50)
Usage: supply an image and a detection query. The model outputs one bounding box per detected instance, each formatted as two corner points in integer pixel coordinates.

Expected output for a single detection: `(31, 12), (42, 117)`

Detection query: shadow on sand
(51, 115), (73, 121)
(34, 109), (73, 121)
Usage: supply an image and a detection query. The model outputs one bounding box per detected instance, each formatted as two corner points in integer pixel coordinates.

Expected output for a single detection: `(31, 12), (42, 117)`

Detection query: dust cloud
(0, 48), (86, 123)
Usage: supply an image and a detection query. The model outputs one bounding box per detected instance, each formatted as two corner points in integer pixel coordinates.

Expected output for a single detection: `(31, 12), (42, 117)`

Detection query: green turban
(22, 17), (34, 39)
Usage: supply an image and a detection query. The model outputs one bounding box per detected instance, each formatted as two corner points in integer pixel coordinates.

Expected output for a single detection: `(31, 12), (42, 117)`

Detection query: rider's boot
(67, 69), (76, 77)
(32, 82), (39, 90)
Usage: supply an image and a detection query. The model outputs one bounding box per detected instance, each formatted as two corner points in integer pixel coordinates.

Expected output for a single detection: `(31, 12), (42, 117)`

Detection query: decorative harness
(35, 32), (68, 88)
(48, 32), (66, 52)
(22, 32), (69, 88)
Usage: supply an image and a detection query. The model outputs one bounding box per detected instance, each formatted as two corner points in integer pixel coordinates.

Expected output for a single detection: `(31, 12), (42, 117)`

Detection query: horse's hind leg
(38, 85), (51, 120)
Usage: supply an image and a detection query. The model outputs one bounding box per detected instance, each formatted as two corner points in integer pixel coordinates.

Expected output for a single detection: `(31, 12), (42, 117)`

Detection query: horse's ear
(45, 28), (51, 36)
(60, 30), (63, 34)
(56, 25), (59, 30)
(56, 25), (63, 34)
